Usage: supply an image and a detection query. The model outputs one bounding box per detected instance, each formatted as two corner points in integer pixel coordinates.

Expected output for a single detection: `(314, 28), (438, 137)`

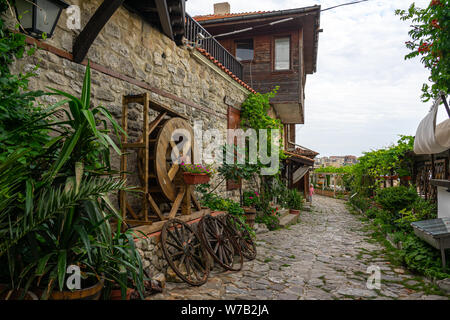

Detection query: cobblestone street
(147, 195), (449, 300)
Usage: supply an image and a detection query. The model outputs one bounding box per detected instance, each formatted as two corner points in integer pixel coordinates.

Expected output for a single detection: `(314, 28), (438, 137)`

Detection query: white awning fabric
(414, 97), (450, 155)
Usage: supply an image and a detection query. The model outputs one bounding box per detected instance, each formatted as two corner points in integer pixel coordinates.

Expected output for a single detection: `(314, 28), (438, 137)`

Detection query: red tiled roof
(194, 11), (272, 22)
(196, 48), (257, 94)
(292, 147), (319, 159)
(284, 151), (315, 165)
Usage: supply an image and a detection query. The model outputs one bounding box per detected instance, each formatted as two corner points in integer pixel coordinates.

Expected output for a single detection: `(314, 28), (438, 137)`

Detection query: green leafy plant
(180, 163), (214, 176)
(287, 189), (303, 210)
(242, 191), (260, 207)
(0, 61), (145, 299)
(374, 186), (419, 214)
(396, 1), (450, 100)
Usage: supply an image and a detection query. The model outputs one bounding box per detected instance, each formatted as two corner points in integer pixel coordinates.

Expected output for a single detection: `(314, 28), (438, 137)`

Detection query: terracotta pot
(289, 209), (300, 215)
(110, 288), (134, 300)
(242, 207), (256, 228)
(183, 172), (210, 185)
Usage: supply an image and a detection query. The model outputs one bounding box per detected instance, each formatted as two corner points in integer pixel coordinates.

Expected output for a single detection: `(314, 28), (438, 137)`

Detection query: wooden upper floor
(194, 4), (321, 124)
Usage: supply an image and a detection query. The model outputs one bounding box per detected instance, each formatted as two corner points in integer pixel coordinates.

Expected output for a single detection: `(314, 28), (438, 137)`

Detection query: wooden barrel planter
(242, 207), (256, 228)
(34, 278), (103, 300)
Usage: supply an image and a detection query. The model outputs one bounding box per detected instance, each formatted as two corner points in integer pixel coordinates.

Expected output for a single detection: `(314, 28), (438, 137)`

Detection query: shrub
(242, 190), (260, 207)
(287, 189), (303, 210)
(374, 186), (419, 214)
(400, 235), (450, 279)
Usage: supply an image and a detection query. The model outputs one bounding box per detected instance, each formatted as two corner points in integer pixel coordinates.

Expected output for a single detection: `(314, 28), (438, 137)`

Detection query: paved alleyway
(147, 195), (449, 300)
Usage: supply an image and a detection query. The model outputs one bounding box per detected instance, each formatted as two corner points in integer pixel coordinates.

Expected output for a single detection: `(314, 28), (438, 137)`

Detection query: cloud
(186, 0), (436, 157)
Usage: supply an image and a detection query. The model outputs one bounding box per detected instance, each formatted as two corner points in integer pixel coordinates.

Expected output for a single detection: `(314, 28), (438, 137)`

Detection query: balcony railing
(185, 14), (243, 80)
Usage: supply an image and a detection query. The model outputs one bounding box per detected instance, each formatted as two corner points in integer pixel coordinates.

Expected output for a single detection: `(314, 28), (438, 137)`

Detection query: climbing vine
(396, 0), (450, 101)
(240, 86), (286, 163)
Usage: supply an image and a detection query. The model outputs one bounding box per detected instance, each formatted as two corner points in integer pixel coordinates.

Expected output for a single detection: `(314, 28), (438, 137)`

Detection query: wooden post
(333, 174), (336, 198)
(143, 93), (150, 222)
(182, 185), (192, 215)
(120, 96), (128, 221)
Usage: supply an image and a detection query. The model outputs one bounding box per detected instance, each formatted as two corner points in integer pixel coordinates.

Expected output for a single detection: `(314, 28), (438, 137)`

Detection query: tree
(396, 1), (449, 101)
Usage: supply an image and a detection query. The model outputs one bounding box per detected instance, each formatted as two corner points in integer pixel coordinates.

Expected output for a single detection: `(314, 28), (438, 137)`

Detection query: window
(235, 39), (253, 61)
(274, 37), (290, 70)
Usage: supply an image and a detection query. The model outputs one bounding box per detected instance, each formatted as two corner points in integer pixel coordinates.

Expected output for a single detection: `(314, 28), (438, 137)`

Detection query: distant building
(315, 155), (358, 168)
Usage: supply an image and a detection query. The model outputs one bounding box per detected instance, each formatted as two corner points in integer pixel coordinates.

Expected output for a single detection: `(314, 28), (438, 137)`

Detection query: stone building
(4, 0), (320, 282)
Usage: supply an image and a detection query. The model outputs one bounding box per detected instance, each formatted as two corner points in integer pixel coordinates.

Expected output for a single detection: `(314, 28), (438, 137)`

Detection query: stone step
(277, 208), (290, 218)
(279, 212), (300, 228)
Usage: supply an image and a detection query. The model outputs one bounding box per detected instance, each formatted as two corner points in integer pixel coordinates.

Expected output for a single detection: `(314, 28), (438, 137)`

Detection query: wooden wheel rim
(155, 117), (195, 201)
(199, 215), (243, 271)
(224, 214), (257, 260)
(161, 219), (210, 286)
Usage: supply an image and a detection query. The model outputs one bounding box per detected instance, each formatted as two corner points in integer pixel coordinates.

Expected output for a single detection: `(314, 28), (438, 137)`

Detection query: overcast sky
(186, 0), (448, 157)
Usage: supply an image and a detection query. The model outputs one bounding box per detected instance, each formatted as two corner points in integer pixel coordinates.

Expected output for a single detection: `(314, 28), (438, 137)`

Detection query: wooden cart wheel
(138, 117), (196, 203)
(198, 215), (243, 271)
(161, 219), (210, 286)
(222, 214), (257, 261)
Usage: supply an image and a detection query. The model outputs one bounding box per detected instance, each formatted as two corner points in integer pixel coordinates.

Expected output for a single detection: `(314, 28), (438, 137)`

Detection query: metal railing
(185, 14), (243, 80)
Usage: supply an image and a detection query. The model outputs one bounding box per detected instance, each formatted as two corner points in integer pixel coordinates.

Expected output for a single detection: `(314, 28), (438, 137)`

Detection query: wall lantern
(13, 0), (69, 38)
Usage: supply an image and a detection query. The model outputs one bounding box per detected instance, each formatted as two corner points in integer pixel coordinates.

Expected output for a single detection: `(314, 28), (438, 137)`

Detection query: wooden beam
(155, 0), (174, 40)
(72, 0), (125, 63)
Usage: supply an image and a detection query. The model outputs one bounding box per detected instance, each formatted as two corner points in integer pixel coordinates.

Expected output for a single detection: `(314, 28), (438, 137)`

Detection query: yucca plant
(0, 63), (145, 299)
(43, 61), (125, 180)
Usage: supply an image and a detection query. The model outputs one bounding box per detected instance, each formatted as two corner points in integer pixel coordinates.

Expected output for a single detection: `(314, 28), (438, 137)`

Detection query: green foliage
(0, 1), (48, 165)
(400, 235), (449, 279)
(180, 163), (214, 176)
(396, 1), (450, 100)
(374, 186), (419, 214)
(346, 135), (415, 196)
(0, 59), (144, 298)
(286, 189), (303, 210)
(242, 190), (260, 207)
(351, 194), (448, 279)
(240, 86), (286, 167)
(314, 166), (353, 174)
(255, 214), (280, 231)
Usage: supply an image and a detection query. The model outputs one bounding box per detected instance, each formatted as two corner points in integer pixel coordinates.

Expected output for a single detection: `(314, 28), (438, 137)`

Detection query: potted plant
(180, 163), (214, 185)
(242, 191), (259, 227)
(0, 64), (145, 300)
(287, 189), (303, 215)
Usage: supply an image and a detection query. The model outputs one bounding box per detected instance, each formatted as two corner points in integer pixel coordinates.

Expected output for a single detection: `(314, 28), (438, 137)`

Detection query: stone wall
(6, 0), (249, 208)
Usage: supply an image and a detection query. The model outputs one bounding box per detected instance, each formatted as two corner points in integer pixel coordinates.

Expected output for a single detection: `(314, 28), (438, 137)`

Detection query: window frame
(234, 38), (254, 62)
(272, 35), (292, 72)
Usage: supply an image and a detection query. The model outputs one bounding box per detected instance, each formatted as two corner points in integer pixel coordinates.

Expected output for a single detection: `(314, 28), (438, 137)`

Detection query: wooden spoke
(161, 219), (210, 286)
(168, 163), (179, 181)
(223, 214), (257, 261)
(198, 215), (243, 271)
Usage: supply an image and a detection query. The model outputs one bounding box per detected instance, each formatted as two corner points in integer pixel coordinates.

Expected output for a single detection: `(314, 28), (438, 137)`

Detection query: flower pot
(400, 176), (412, 181)
(183, 172), (210, 185)
(35, 278), (103, 300)
(110, 288), (134, 300)
(289, 209), (300, 215)
(242, 206), (256, 228)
